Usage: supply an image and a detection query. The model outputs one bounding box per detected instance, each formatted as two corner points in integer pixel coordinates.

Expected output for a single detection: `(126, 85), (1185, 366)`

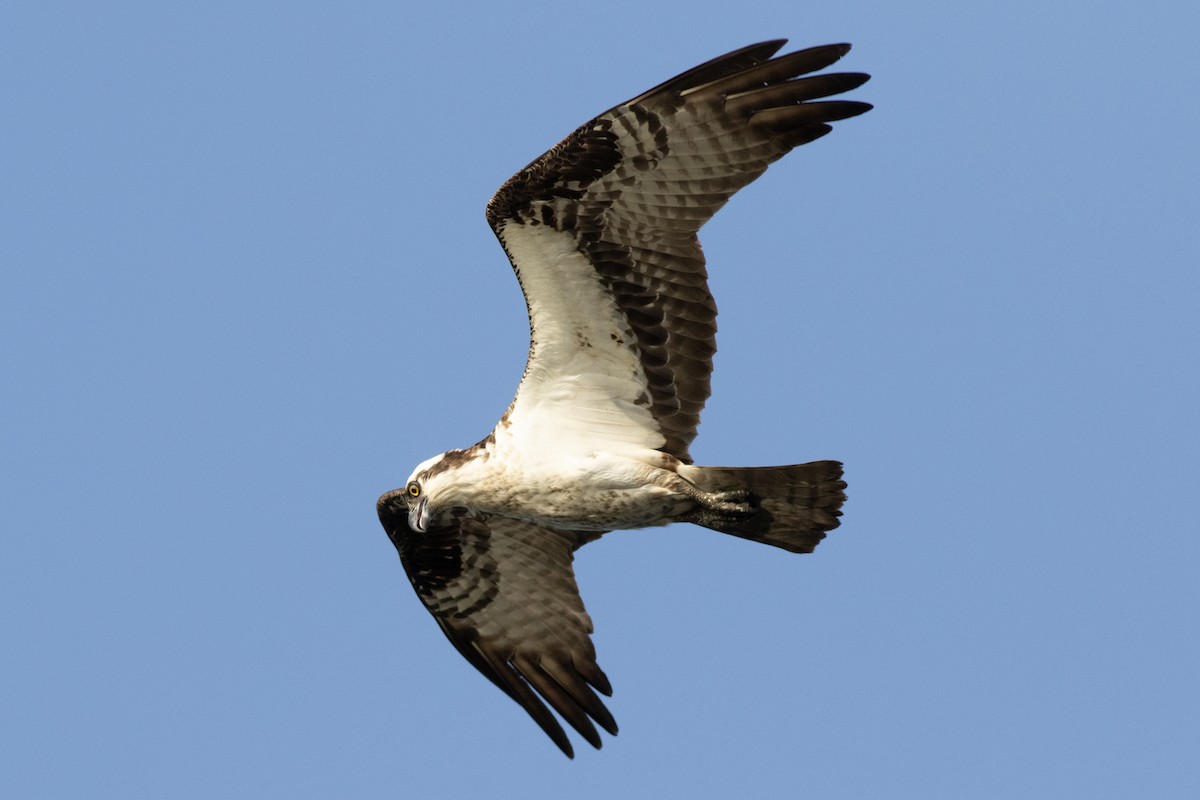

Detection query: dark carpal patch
(486, 119), (622, 229)
(378, 494), (497, 614)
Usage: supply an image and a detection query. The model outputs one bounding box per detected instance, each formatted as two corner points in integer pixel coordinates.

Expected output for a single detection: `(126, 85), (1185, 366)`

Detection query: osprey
(377, 39), (869, 757)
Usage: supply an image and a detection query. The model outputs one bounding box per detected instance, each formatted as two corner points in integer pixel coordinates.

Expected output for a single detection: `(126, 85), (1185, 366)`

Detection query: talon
(705, 490), (754, 516)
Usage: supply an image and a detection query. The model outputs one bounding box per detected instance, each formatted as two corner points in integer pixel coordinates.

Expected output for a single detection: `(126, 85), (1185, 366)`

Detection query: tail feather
(677, 460), (846, 553)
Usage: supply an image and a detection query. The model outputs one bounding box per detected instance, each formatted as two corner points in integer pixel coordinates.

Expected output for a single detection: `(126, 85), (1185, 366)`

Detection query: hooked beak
(408, 496), (430, 533)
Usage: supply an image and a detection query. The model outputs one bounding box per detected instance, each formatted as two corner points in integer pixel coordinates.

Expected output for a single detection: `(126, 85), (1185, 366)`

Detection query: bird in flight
(377, 39), (869, 757)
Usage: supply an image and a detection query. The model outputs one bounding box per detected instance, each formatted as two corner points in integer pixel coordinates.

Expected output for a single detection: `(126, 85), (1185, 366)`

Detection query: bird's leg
(697, 488), (754, 515)
(642, 466), (754, 517)
(670, 487), (757, 530)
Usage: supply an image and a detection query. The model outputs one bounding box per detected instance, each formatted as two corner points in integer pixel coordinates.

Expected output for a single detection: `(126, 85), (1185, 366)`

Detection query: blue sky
(3, 1), (1198, 797)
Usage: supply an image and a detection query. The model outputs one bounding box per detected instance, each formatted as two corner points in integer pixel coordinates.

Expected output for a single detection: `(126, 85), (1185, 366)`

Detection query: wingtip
(795, 42), (854, 68)
(751, 37), (789, 51)
(841, 72), (873, 91)
(726, 38), (789, 58)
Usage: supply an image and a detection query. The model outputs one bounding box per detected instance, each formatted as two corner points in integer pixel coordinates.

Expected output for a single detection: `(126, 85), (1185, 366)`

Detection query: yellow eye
(406, 481), (421, 498)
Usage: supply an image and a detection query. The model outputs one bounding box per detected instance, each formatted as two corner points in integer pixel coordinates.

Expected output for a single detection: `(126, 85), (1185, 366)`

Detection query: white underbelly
(471, 449), (693, 531)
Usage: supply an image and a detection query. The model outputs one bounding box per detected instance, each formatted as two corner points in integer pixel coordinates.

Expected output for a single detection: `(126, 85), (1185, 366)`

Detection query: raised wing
(377, 492), (616, 757)
(488, 41), (871, 462)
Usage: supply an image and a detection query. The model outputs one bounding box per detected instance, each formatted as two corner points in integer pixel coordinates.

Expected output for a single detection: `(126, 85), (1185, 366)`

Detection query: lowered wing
(377, 493), (615, 757)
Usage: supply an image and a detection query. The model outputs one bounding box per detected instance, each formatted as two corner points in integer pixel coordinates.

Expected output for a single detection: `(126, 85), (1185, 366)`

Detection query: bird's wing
(378, 495), (615, 757)
(487, 41), (871, 462)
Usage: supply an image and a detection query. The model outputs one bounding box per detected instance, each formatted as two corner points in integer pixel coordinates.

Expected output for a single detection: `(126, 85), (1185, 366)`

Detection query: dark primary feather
(487, 40), (871, 462)
(377, 492), (615, 758)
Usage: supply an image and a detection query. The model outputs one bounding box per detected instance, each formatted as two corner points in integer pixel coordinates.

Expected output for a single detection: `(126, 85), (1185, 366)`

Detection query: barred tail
(676, 460), (847, 553)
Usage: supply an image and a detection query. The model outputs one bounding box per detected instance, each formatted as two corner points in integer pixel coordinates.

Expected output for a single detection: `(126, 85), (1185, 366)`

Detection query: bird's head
(377, 451), (464, 535)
